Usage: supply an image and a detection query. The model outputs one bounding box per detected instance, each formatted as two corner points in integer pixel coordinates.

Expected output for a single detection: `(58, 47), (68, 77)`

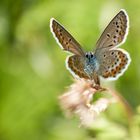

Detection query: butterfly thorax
(84, 52), (99, 77)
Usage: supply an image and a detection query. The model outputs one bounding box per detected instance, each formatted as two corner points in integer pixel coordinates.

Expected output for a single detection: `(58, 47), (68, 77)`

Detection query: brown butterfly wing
(94, 10), (131, 80)
(50, 18), (85, 56)
(95, 10), (129, 51)
(97, 49), (131, 80)
(66, 55), (89, 79)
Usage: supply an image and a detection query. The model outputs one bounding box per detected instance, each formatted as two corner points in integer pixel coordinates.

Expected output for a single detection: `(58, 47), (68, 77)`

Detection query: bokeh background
(0, 0), (140, 140)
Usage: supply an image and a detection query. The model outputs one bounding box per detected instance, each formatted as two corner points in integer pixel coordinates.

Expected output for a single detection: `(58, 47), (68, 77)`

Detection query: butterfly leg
(92, 72), (100, 85)
(92, 73), (106, 91)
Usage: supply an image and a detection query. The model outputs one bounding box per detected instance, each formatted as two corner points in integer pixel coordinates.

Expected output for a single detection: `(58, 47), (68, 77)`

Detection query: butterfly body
(84, 52), (99, 77)
(50, 9), (131, 88)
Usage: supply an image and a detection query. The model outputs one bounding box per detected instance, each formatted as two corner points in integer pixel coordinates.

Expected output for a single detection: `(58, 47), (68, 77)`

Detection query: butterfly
(50, 9), (131, 89)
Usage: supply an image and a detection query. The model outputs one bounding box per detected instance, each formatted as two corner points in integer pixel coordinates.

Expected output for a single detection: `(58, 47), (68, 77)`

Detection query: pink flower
(59, 80), (117, 127)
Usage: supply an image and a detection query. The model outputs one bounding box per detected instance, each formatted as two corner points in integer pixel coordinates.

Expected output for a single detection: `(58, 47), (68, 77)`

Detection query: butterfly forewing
(50, 18), (85, 56)
(95, 10), (129, 51)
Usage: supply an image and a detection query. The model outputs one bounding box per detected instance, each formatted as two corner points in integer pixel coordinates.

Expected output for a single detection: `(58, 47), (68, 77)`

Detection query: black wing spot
(108, 44), (113, 47)
(111, 52), (114, 55)
(114, 40), (116, 43)
(107, 33), (110, 38)
(69, 38), (72, 42)
(122, 55), (125, 58)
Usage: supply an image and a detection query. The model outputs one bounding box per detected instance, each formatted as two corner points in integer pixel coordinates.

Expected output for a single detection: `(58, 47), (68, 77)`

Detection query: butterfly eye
(91, 54), (93, 58)
(85, 54), (88, 58)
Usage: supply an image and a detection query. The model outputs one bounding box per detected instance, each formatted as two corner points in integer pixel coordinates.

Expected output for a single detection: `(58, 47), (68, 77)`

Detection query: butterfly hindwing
(66, 55), (89, 79)
(97, 49), (131, 80)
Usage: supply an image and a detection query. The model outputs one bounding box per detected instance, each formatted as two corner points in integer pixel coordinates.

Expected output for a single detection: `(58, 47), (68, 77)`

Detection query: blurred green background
(0, 0), (140, 140)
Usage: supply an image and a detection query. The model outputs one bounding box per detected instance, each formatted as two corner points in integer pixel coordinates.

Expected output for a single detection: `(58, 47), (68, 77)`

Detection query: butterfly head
(85, 52), (94, 59)
(85, 52), (96, 64)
